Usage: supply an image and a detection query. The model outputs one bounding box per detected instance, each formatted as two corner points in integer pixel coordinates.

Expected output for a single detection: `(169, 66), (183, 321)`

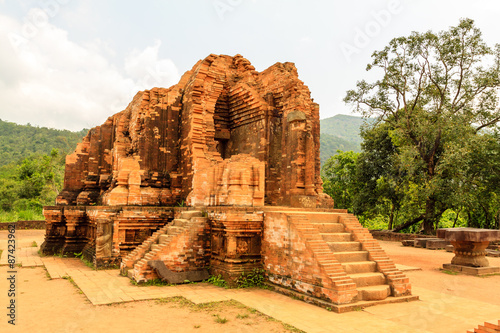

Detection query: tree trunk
(422, 198), (436, 234)
(452, 208), (461, 228)
(388, 202), (395, 230)
(392, 215), (424, 233)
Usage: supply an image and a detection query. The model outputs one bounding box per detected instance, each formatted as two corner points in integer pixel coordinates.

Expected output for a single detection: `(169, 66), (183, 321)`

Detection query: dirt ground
(380, 240), (500, 307)
(0, 265), (301, 333)
(1, 231), (500, 333)
(0, 230), (301, 333)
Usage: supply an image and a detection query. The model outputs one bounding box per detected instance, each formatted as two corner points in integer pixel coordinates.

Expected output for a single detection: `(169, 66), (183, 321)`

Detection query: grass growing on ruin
(235, 268), (265, 288)
(31, 241), (38, 247)
(441, 269), (459, 275)
(0, 249), (3, 260)
(207, 274), (227, 288)
(131, 278), (173, 287)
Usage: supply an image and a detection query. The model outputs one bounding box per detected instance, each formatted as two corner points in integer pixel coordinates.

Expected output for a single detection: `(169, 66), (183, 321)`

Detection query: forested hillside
(0, 120), (87, 222)
(319, 114), (368, 164)
(0, 119), (87, 166)
(320, 114), (368, 145)
(319, 133), (359, 165)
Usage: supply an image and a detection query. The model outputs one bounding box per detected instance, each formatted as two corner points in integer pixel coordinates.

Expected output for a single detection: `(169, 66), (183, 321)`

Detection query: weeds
(442, 269), (459, 275)
(62, 276), (83, 294)
(0, 249), (3, 259)
(283, 323), (306, 333)
(207, 274), (227, 288)
(132, 278), (172, 287)
(31, 241), (38, 247)
(236, 313), (249, 319)
(213, 314), (228, 324)
(235, 268), (265, 288)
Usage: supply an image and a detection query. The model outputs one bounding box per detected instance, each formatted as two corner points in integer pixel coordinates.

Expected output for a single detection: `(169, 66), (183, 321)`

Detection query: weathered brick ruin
(41, 54), (415, 311)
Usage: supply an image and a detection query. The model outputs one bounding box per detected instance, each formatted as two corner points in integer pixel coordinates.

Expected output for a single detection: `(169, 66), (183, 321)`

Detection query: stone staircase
(315, 216), (390, 301)
(120, 210), (207, 283)
(468, 320), (500, 333)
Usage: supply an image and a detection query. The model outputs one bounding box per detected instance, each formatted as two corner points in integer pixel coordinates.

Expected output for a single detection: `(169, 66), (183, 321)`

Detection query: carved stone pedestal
(437, 228), (500, 276)
(450, 240), (489, 267)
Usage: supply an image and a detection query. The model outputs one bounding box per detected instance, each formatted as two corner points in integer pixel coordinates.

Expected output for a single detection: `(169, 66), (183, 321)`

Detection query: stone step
(172, 218), (190, 227)
(333, 251), (369, 263)
(341, 261), (377, 274)
(167, 226), (183, 235)
(475, 324), (498, 333)
(159, 234), (172, 244)
(348, 272), (386, 287)
(316, 223), (345, 233)
(327, 241), (361, 252)
(357, 285), (390, 301)
(180, 210), (203, 219)
(321, 233), (352, 242)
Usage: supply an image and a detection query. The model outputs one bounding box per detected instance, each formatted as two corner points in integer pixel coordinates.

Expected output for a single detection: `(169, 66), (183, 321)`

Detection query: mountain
(319, 133), (360, 165)
(320, 114), (368, 144)
(0, 119), (88, 166)
(319, 114), (370, 165)
(0, 114), (365, 168)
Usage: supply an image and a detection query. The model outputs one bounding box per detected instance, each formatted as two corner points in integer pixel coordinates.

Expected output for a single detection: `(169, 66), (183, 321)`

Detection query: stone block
(443, 263), (500, 276)
(425, 239), (450, 249)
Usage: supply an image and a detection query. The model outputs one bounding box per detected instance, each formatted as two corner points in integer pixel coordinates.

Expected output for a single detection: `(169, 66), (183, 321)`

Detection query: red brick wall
(262, 212), (357, 304)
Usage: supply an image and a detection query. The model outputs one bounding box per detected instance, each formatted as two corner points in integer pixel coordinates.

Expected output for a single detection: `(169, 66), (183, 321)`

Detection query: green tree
(321, 150), (359, 212)
(354, 122), (406, 230)
(345, 19), (500, 233)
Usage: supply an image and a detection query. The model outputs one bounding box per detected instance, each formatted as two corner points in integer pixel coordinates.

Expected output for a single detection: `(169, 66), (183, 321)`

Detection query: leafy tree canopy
(344, 18), (500, 233)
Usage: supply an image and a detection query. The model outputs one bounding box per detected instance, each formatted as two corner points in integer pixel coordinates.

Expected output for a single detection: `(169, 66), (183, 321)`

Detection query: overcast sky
(1, 0), (499, 131)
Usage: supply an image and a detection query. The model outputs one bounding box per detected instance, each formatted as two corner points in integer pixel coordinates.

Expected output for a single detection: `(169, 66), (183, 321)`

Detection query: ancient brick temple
(41, 54), (415, 311)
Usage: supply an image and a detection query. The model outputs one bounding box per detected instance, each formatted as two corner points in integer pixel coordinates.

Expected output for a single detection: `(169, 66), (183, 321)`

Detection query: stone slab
(442, 263), (500, 276)
(486, 249), (500, 257)
(425, 239), (450, 250)
(414, 238), (441, 248)
(445, 245), (454, 252)
(437, 228), (500, 242)
(401, 240), (414, 247)
(395, 264), (422, 272)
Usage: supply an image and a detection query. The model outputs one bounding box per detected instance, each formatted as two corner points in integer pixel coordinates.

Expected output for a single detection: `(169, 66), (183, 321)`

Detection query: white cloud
(0, 12), (179, 131)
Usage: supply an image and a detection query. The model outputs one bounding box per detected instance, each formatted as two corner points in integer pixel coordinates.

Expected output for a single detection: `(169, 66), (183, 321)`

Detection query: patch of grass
(207, 274), (227, 288)
(283, 323), (306, 333)
(62, 276), (83, 294)
(156, 296), (193, 307)
(235, 268), (266, 288)
(54, 250), (68, 258)
(442, 269), (459, 275)
(213, 314), (228, 324)
(31, 241), (38, 247)
(0, 249), (3, 259)
(0, 209), (44, 222)
(132, 278), (172, 287)
(193, 325), (200, 329)
(236, 313), (249, 319)
(82, 258), (95, 269)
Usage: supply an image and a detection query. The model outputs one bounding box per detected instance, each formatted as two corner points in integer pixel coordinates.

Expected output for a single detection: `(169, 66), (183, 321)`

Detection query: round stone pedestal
(450, 240), (489, 267)
(437, 228), (500, 275)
